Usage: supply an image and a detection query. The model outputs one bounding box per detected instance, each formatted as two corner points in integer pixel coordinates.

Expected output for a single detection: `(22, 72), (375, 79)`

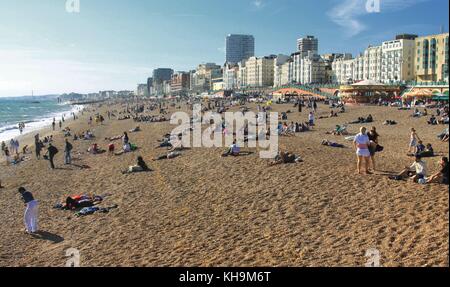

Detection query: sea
(0, 96), (81, 142)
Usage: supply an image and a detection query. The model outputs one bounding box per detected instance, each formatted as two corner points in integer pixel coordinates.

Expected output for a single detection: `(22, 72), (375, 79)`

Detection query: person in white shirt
(353, 127), (372, 175)
(394, 155), (428, 183)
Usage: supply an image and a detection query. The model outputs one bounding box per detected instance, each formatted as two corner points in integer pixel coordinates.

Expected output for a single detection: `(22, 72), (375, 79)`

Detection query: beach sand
(0, 102), (448, 267)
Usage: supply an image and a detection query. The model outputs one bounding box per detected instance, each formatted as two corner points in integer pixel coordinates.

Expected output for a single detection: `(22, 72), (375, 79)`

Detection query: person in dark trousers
(18, 187), (39, 234)
(46, 143), (59, 169)
(64, 139), (73, 165)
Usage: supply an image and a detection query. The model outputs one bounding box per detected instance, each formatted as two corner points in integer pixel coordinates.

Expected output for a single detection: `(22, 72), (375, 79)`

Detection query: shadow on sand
(31, 231), (64, 244)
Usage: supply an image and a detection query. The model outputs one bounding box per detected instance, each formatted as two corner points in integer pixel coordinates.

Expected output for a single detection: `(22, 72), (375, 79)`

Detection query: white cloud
(327, 0), (430, 37)
(253, 0), (265, 9)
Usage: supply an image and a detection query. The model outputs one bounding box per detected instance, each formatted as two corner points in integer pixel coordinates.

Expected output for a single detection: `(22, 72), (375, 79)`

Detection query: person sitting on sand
(415, 141), (426, 155)
(122, 156), (152, 174)
(428, 115), (438, 125)
(322, 139), (344, 148)
(427, 157), (449, 185)
(222, 140), (241, 157)
(392, 155), (428, 183)
(269, 151), (302, 166)
(417, 143), (435, 158)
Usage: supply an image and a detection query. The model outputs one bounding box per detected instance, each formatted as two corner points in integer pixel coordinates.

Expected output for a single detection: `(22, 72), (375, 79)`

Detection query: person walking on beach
(45, 143), (59, 169)
(64, 139), (73, 165)
(354, 127), (372, 175)
(18, 187), (39, 234)
(1, 141), (6, 155)
(408, 128), (421, 155)
(52, 120), (56, 131)
(59, 120), (62, 130)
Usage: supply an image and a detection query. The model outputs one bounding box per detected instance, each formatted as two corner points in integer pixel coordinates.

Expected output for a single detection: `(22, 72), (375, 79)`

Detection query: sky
(0, 0), (448, 97)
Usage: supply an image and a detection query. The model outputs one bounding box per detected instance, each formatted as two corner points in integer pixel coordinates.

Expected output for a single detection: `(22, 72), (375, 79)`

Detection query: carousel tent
(338, 81), (400, 104)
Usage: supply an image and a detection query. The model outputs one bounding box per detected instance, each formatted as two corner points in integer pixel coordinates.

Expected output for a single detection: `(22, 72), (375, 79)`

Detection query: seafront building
(273, 54), (291, 87)
(138, 32), (448, 95)
(240, 55), (276, 88)
(226, 34), (255, 64)
(297, 36), (318, 58)
(190, 63), (222, 93)
(415, 33), (449, 82)
(170, 72), (191, 96)
(380, 34), (417, 83)
(136, 84), (148, 97)
(152, 68), (174, 96)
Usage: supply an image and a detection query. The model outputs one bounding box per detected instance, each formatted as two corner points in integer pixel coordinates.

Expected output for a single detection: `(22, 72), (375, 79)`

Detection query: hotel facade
(415, 33), (449, 82)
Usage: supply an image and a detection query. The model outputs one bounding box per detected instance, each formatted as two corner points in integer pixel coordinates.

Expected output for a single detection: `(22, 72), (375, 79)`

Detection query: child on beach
(408, 128), (421, 155)
(18, 187), (39, 234)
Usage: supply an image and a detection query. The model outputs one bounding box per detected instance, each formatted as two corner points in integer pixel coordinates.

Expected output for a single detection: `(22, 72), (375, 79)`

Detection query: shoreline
(0, 104), (86, 163)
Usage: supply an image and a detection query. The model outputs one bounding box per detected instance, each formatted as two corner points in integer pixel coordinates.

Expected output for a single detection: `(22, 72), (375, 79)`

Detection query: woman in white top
(353, 127), (372, 175)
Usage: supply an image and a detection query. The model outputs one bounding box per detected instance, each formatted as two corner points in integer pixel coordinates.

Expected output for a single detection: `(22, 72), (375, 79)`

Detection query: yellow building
(415, 33), (449, 82)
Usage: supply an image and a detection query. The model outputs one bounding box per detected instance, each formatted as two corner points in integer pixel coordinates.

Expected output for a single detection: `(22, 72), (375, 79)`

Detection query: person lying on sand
(129, 126), (141, 133)
(348, 115), (373, 124)
(390, 155), (427, 183)
(55, 194), (104, 210)
(319, 111), (338, 119)
(122, 156), (152, 174)
(153, 151), (181, 161)
(322, 139), (344, 148)
(326, 125), (348, 136)
(383, 120), (397, 125)
(427, 157), (449, 185)
(269, 151), (303, 166)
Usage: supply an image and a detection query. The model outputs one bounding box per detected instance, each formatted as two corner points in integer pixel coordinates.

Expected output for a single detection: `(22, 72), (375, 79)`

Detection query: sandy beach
(0, 101), (448, 267)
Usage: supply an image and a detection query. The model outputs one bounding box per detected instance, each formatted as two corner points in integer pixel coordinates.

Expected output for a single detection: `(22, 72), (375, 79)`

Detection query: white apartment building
(223, 64), (240, 90)
(381, 37), (416, 83)
(331, 55), (355, 84)
(273, 54), (291, 87)
(292, 52), (327, 84)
